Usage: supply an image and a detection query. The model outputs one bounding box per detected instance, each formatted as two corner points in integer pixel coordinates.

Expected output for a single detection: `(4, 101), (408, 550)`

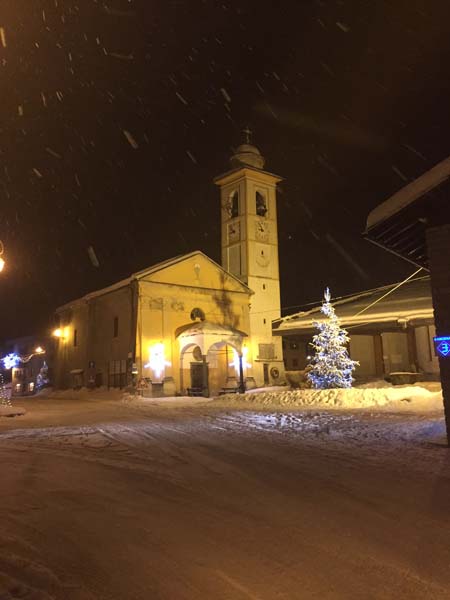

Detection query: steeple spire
(229, 127), (265, 170)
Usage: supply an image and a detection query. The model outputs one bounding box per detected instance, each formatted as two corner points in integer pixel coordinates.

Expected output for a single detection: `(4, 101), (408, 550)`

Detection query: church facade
(54, 139), (285, 395)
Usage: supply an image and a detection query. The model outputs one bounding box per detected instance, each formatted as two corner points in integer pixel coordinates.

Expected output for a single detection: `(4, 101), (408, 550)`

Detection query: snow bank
(0, 405), (26, 417)
(214, 385), (444, 412)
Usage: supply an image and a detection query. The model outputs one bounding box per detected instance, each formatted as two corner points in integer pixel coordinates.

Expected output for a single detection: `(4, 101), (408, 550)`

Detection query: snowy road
(1, 393), (450, 599)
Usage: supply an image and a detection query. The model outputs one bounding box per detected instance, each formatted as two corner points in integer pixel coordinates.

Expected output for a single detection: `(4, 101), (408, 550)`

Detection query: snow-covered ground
(1, 386), (449, 599)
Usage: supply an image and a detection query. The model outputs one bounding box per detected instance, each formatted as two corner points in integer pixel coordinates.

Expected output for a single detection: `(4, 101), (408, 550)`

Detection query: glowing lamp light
(3, 353), (20, 370)
(230, 347), (251, 373)
(144, 343), (171, 380)
(0, 240), (4, 272)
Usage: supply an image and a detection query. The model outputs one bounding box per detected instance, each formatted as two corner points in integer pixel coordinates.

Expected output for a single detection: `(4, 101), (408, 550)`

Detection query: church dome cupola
(230, 127), (265, 170)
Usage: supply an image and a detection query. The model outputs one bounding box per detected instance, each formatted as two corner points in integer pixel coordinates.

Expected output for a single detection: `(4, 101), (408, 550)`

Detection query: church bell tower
(214, 129), (285, 386)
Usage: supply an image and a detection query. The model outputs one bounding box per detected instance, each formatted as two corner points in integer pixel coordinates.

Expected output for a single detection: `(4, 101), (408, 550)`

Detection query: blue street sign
(434, 336), (450, 357)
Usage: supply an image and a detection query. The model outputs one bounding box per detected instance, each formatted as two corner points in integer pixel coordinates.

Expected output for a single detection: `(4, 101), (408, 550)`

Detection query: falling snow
(123, 129), (139, 149)
(0, 0), (448, 343)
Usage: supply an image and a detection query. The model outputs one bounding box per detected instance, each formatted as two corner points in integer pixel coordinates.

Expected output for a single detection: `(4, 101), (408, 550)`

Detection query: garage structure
(365, 155), (450, 442)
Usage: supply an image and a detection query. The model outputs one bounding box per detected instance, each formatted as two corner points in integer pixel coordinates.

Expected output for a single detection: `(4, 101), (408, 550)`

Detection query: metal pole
(202, 354), (209, 397)
(238, 354), (245, 394)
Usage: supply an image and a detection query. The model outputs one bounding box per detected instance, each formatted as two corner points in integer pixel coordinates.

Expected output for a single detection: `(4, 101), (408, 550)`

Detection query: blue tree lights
(2, 353), (20, 370)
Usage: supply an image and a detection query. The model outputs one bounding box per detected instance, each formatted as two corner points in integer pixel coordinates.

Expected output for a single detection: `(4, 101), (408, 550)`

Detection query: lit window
(28, 382), (35, 392)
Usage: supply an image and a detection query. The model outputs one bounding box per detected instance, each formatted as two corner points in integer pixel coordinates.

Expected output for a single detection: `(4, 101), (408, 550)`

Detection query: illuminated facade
(54, 251), (254, 395)
(54, 136), (286, 395)
(214, 136), (285, 386)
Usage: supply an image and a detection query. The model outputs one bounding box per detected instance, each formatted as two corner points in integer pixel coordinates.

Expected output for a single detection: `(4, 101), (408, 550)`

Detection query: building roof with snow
(365, 155), (450, 269)
(273, 276), (434, 336)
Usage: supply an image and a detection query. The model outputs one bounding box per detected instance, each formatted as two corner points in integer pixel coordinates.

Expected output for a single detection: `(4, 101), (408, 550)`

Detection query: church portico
(177, 321), (247, 396)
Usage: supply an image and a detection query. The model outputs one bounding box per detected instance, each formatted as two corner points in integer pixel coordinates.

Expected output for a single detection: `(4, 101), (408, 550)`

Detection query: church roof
(132, 250), (252, 292)
(175, 320), (248, 338)
(213, 165), (283, 185)
(230, 142), (265, 169)
(214, 128), (282, 183)
(56, 251), (252, 311)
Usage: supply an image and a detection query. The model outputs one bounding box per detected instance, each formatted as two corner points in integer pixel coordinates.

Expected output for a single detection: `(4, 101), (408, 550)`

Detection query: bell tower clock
(214, 128), (285, 386)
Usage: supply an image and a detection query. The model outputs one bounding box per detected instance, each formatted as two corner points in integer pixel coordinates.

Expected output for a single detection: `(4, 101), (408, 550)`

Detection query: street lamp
(0, 240), (5, 272)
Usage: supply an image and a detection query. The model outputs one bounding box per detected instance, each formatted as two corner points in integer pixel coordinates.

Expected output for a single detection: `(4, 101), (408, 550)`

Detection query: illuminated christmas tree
(0, 374), (12, 407)
(307, 288), (358, 389)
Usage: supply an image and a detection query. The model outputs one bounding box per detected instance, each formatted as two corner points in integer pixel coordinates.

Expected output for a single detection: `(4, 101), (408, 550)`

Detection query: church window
(229, 190), (239, 218)
(256, 191), (267, 217)
(263, 318), (266, 324)
(190, 307), (206, 321)
(262, 284), (266, 290)
(113, 316), (119, 338)
(73, 329), (78, 347)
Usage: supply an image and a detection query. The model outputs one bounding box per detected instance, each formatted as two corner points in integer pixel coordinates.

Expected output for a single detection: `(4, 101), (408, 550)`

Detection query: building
(54, 136), (285, 395)
(365, 155), (450, 441)
(0, 335), (52, 396)
(274, 275), (439, 382)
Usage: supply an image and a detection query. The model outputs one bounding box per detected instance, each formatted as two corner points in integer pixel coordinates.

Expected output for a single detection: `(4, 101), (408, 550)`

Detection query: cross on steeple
(243, 125), (252, 144)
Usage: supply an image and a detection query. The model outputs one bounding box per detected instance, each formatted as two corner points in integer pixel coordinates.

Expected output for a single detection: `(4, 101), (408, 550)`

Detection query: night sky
(2, 0), (450, 341)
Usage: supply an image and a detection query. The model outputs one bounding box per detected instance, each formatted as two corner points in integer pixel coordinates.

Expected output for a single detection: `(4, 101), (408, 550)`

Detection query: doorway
(190, 362), (207, 391)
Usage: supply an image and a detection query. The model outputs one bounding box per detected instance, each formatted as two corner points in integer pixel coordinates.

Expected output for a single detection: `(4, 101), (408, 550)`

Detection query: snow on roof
(274, 276), (433, 335)
(366, 155), (450, 230)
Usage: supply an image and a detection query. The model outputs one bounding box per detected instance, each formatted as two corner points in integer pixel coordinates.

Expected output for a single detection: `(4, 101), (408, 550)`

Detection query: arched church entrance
(179, 344), (207, 396)
(176, 321), (247, 397)
(206, 341), (241, 397)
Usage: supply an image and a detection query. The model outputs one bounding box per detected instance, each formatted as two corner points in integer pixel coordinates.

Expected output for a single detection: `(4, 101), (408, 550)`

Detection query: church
(53, 136), (285, 395)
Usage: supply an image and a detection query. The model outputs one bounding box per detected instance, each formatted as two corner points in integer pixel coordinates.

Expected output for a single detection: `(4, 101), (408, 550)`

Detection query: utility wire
(351, 267), (424, 318)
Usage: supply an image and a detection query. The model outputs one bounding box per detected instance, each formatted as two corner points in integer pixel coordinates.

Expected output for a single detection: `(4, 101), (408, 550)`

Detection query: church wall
(136, 278), (251, 393)
(55, 284), (136, 389)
